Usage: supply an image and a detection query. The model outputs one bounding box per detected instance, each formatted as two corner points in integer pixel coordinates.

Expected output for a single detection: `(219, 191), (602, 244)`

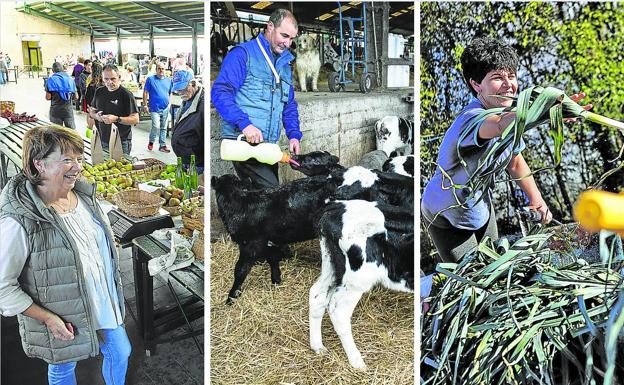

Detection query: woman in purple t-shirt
(421, 37), (589, 263)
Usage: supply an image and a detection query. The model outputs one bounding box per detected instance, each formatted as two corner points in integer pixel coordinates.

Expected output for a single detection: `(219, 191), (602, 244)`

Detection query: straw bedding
(210, 234), (414, 385)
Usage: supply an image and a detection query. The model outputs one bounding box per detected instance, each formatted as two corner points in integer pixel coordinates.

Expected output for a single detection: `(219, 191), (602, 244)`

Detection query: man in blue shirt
(211, 8), (302, 188)
(143, 61), (172, 152)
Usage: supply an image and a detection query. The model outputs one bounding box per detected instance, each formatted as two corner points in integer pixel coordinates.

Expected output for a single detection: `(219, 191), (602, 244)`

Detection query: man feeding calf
(210, 9), (414, 369)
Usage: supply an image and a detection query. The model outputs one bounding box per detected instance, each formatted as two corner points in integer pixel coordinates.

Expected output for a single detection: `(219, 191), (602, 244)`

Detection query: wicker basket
(168, 195), (202, 217)
(182, 207), (204, 231)
(142, 158), (167, 168)
(113, 189), (164, 217)
(1, 101), (15, 115)
(162, 205), (182, 216)
(192, 231), (204, 262)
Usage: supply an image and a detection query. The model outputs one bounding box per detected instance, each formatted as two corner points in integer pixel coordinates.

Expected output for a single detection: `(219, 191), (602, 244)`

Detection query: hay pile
(210, 236), (414, 385)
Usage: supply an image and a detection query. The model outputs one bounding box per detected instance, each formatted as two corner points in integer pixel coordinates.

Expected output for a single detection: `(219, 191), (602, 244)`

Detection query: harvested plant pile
(422, 232), (624, 385)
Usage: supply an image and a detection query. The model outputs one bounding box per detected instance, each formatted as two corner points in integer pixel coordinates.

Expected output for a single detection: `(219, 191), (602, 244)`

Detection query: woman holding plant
(422, 36), (591, 263)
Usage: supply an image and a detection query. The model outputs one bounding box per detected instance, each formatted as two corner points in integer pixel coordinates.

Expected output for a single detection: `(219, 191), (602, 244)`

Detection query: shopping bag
(90, 128), (104, 165)
(109, 124), (123, 161)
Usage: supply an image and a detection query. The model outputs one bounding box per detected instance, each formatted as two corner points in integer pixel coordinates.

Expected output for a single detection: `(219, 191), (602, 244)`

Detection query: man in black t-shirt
(88, 64), (139, 155)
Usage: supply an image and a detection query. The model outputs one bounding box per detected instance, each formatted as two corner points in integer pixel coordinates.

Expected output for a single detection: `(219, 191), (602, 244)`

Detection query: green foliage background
(420, 1), (624, 265)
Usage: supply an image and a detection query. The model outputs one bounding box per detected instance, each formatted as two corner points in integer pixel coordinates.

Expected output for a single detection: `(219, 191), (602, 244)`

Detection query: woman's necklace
(50, 191), (76, 214)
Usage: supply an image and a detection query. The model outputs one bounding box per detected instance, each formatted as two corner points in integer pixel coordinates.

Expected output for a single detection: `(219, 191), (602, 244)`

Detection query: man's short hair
(269, 9), (298, 30)
(84, 59), (92, 66)
(102, 64), (119, 74)
(52, 62), (64, 73)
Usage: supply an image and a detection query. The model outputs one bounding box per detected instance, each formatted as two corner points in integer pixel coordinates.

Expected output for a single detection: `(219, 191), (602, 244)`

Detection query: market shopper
(211, 8), (302, 188)
(88, 64), (139, 155)
(85, 62), (104, 132)
(71, 57), (85, 111)
(79, 59), (92, 112)
(45, 62), (77, 129)
(0, 125), (131, 385)
(124, 54), (139, 75)
(147, 57), (158, 77)
(139, 55), (149, 85)
(171, 69), (204, 173)
(143, 61), (172, 153)
(171, 53), (186, 73)
(0, 52), (7, 85)
(421, 36), (590, 263)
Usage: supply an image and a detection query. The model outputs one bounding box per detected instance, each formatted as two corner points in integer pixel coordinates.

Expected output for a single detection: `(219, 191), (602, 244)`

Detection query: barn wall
(210, 89), (413, 217)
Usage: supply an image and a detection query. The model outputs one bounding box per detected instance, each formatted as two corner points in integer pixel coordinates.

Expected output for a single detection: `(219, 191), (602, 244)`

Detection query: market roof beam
(19, 5), (103, 37)
(93, 31), (205, 38)
(43, 3), (132, 34)
(77, 1), (167, 34)
(133, 2), (204, 33)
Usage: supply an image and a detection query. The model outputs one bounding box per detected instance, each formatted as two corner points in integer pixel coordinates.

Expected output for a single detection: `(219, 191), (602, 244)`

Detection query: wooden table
(132, 235), (204, 356)
(21, 65), (36, 79)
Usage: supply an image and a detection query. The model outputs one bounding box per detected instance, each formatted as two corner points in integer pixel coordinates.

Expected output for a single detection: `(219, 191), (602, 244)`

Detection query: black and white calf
(375, 116), (414, 157)
(212, 173), (340, 304)
(212, 152), (414, 304)
(309, 200), (414, 369)
(382, 155), (414, 177)
(331, 166), (415, 210)
(291, 151), (344, 177)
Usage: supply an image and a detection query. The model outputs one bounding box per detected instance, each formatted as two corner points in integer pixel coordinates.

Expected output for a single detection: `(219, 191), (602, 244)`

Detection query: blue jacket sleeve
(282, 84), (302, 141)
(210, 47), (253, 130)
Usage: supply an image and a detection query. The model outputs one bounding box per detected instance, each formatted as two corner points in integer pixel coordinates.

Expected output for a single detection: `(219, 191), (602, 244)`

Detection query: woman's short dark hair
(22, 125), (84, 185)
(91, 62), (103, 84)
(461, 36), (519, 96)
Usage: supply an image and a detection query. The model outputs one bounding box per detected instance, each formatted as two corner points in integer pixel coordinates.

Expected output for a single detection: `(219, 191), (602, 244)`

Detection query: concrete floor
(0, 75), (204, 385)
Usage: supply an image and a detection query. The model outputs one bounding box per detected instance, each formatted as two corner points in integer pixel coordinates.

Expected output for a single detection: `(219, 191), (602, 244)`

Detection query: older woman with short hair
(0, 124), (130, 385)
(171, 69), (204, 173)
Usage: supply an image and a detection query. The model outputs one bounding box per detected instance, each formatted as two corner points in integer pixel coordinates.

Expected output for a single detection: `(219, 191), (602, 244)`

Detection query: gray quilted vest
(0, 173), (125, 364)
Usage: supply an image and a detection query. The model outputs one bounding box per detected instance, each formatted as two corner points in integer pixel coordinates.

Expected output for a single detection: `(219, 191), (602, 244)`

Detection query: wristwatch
(115, 116), (121, 124)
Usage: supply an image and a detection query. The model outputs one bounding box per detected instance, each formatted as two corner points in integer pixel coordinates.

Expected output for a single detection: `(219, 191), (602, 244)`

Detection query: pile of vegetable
(421, 229), (624, 385)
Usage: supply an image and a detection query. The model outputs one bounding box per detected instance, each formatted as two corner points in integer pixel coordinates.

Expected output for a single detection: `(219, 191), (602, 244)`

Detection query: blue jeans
(149, 108), (169, 146)
(0, 70), (6, 85)
(48, 325), (131, 385)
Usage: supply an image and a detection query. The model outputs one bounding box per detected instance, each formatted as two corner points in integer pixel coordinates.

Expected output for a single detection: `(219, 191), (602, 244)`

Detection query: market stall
(86, 147), (205, 357)
(0, 119), (205, 357)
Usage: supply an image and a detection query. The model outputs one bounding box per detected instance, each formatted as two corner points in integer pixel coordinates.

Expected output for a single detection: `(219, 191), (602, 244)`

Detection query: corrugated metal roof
(16, 1), (205, 37)
(210, 1), (414, 36)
